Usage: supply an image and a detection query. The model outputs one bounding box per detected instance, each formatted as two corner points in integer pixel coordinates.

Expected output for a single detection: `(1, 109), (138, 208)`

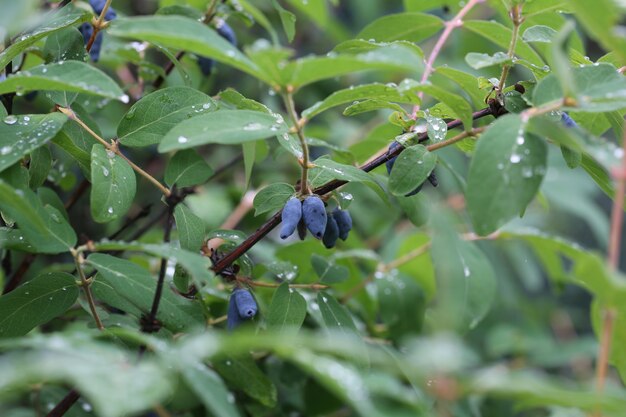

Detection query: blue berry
(302, 196), (327, 239)
(322, 214), (339, 248)
(280, 197), (302, 239)
(234, 288), (258, 319)
(332, 208), (352, 241)
(227, 292), (243, 330)
(227, 288), (257, 330)
(561, 112), (578, 128)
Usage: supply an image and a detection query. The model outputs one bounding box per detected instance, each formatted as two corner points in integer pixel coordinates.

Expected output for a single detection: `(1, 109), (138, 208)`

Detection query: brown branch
(45, 389), (80, 417)
(211, 107), (495, 274)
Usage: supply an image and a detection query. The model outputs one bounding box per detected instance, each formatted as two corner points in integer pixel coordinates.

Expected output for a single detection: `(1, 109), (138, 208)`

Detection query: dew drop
(510, 153), (521, 164)
(0, 145), (12, 155)
(4, 115), (17, 125)
(177, 136), (189, 144)
(243, 122), (263, 131)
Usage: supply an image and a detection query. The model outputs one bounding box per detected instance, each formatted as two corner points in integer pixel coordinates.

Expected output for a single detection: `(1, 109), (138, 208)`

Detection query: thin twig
(283, 91), (311, 194)
(45, 389), (80, 417)
(426, 127), (484, 152)
(207, 190), (256, 252)
(85, 0), (113, 52)
(57, 107), (171, 197)
(72, 250), (104, 331)
(411, 0), (484, 119)
(143, 204), (175, 333)
(210, 107), (496, 274)
(497, 4), (524, 94)
(593, 114), (626, 416)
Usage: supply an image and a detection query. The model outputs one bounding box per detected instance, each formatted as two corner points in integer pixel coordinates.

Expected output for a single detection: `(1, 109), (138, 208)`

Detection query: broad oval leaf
(431, 223), (497, 331)
(174, 204), (205, 252)
(317, 292), (357, 334)
(158, 110), (288, 152)
(356, 12), (443, 43)
(0, 180), (76, 253)
(87, 253), (205, 332)
(90, 240), (214, 286)
(118, 87), (217, 147)
(0, 9), (90, 69)
(0, 113), (67, 174)
(284, 44), (424, 89)
(253, 183), (295, 216)
(90, 144), (137, 223)
(164, 149), (213, 188)
(108, 15), (266, 82)
(463, 20), (544, 66)
(302, 82), (420, 120)
(266, 282), (307, 334)
(466, 114), (548, 235)
(182, 366), (241, 417)
(389, 144), (437, 196)
(213, 354), (278, 407)
(0, 272), (78, 338)
(0, 62), (126, 102)
(399, 79), (473, 130)
(533, 63), (626, 112)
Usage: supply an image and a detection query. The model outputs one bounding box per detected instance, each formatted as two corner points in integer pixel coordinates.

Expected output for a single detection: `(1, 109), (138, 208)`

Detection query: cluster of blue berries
(79, 0), (117, 62)
(280, 196), (352, 249)
(198, 20), (237, 76)
(227, 288), (258, 330)
(386, 141), (438, 196)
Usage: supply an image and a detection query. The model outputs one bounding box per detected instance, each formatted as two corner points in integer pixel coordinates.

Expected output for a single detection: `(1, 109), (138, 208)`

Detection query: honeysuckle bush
(1, 0), (626, 416)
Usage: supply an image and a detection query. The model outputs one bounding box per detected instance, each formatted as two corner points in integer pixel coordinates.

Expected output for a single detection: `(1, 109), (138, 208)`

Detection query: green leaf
(397, 193), (430, 227)
(355, 12), (443, 43)
(399, 79), (474, 130)
(118, 87), (217, 147)
(43, 27), (88, 63)
(158, 110), (289, 152)
(343, 99), (407, 116)
(87, 253), (205, 332)
(463, 20), (544, 66)
(376, 272), (426, 339)
(317, 292), (357, 334)
(0, 9), (90, 70)
(466, 115), (547, 235)
(311, 254), (349, 284)
(285, 0), (330, 29)
(426, 113), (447, 142)
(431, 212), (497, 330)
(0, 180), (76, 253)
(213, 355), (278, 407)
(164, 149), (213, 188)
(266, 282), (307, 333)
(90, 240), (214, 287)
(0, 334), (172, 417)
(567, 0), (626, 65)
(465, 51), (511, 69)
(28, 146), (52, 189)
(90, 144), (137, 223)
(302, 82), (420, 120)
(522, 25), (557, 43)
(174, 204), (205, 252)
(0, 113), (67, 174)
(51, 104), (100, 176)
(253, 183), (295, 216)
(0, 272), (78, 338)
(285, 45), (424, 89)
(182, 366), (241, 417)
(272, 0), (296, 42)
(533, 63), (626, 112)
(309, 158), (379, 189)
(389, 145), (437, 196)
(0, 62), (126, 102)
(109, 16), (266, 83)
